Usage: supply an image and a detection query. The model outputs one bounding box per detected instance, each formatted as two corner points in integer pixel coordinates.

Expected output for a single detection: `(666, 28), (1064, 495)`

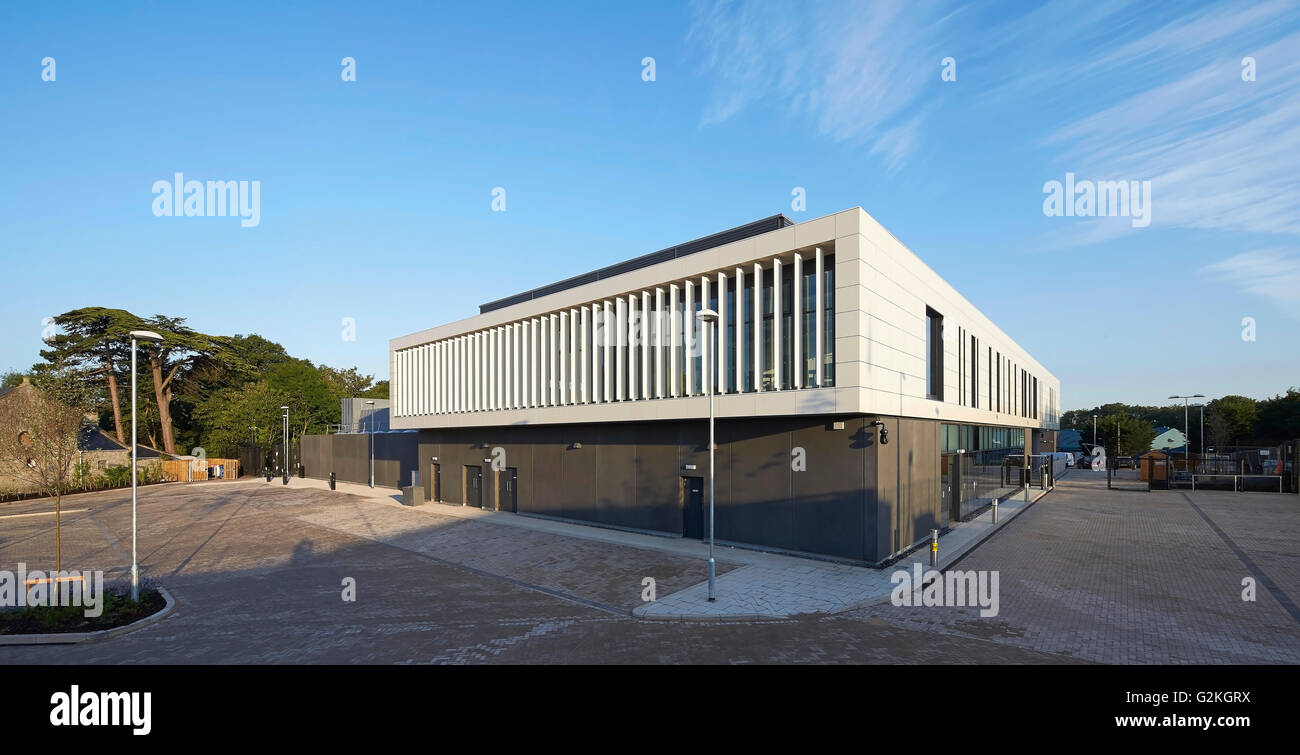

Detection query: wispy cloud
(687, 0), (954, 171)
(1032, 2), (1300, 240)
(1202, 249), (1300, 315)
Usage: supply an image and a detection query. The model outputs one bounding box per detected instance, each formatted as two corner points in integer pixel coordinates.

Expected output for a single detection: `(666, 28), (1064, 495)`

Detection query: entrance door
(465, 465), (483, 508)
(431, 462), (441, 502)
(499, 468), (518, 513)
(681, 476), (704, 539)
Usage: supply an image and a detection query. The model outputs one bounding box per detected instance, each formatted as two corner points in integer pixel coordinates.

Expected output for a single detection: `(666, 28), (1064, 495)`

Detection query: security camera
(879, 426), (889, 445)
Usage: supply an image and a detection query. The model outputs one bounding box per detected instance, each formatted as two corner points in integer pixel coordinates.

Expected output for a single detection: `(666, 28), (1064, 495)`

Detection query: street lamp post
(1198, 404), (1205, 458)
(696, 308), (719, 602)
(128, 329), (164, 602)
(280, 406), (290, 484)
(1092, 414), (1098, 447)
(1169, 394), (1205, 463)
(365, 399), (376, 488)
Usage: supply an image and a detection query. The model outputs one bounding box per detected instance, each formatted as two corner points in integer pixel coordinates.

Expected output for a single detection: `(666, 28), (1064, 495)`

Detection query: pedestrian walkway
(278, 474), (1049, 621)
(635, 487), (1048, 620)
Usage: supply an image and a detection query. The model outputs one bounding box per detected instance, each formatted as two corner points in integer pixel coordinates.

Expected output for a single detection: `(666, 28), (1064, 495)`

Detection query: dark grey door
(432, 462), (441, 502)
(682, 476), (704, 539)
(500, 468), (518, 512)
(465, 465), (483, 508)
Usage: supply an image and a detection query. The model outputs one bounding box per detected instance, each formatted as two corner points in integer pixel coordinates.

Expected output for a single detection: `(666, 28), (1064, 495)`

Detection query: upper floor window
(925, 307), (943, 401)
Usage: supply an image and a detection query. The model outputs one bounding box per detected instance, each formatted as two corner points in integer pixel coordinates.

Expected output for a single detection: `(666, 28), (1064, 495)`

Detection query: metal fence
(1164, 442), (1295, 493)
(1104, 442), (1299, 494)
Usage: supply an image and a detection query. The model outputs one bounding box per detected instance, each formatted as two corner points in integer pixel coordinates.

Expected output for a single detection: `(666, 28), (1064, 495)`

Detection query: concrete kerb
(0, 585), (176, 646)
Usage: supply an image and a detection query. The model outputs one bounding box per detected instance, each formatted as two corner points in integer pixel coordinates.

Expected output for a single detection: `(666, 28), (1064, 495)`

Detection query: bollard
(992, 498), (999, 524)
(329, 471), (336, 491)
(929, 528), (939, 567)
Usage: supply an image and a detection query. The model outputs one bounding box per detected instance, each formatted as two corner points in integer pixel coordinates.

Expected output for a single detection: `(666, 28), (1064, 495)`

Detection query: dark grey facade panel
(478, 214), (795, 314)
(407, 414), (949, 565)
(300, 432), (418, 489)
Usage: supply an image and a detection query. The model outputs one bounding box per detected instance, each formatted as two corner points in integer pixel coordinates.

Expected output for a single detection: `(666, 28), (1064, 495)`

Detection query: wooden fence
(160, 458), (240, 482)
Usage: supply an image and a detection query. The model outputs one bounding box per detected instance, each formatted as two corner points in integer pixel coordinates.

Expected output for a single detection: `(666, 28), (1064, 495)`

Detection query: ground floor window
(942, 423), (1024, 452)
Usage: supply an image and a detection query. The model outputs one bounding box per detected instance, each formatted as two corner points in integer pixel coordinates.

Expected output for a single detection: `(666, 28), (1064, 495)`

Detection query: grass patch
(0, 584), (166, 636)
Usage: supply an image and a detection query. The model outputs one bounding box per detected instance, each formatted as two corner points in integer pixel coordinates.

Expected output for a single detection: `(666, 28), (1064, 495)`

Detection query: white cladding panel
(390, 208), (1059, 430)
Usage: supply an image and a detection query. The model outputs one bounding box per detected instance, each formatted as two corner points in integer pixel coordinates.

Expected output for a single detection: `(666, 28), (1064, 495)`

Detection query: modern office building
(389, 207), (1059, 565)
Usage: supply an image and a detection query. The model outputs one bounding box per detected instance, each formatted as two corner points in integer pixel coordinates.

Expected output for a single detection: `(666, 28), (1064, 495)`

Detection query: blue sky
(2, 0), (1297, 410)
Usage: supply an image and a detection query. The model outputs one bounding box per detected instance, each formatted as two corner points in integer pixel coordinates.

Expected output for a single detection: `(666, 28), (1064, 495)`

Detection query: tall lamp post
(365, 399), (376, 488)
(280, 406), (290, 484)
(1169, 394), (1204, 462)
(128, 329), (164, 602)
(696, 308), (719, 602)
(1196, 403), (1205, 459)
(1092, 414), (1098, 447)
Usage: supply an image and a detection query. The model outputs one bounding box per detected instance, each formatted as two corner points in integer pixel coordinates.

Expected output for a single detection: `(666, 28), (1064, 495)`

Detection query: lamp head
(129, 330), (164, 344)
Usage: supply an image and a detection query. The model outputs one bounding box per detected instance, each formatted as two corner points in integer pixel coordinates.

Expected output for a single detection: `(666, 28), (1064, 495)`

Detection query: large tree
(191, 380), (293, 458)
(193, 361), (338, 458)
(1205, 407), (1231, 451)
(361, 380), (389, 400)
(317, 365), (378, 401)
(1206, 395), (1258, 445)
(1095, 414), (1156, 458)
(267, 361), (340, 435)
(181, 333), (291, 398)
(1254, 388), (1300, 441)
(42, 307), (144, 444)
(137, 315), (234, 455)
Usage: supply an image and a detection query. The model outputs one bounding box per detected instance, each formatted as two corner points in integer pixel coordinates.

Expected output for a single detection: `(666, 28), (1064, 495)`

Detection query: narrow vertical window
(822, 255), (835, 386)
(781, 261), (793, 389)
(801, 261), (815, 387)
(726, 278), (737, 393)
(925, 307), (944, 401)
(761, 266), (774, 390)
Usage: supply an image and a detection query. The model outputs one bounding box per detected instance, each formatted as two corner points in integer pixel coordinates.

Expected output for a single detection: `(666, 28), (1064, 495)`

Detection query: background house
(1150, 426), (1188, 453)
(0, 377), (162, 493)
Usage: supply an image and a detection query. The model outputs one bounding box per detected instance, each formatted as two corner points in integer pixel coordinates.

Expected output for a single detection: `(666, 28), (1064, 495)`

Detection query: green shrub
(0, 584), (166, 635)
(103, 465), (131, 486)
